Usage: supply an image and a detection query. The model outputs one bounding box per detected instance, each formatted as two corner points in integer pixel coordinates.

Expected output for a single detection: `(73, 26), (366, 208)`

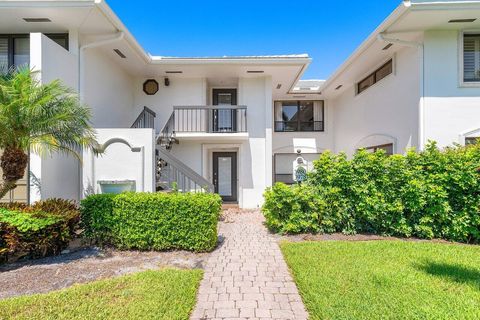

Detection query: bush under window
(263, 142), (480, 244)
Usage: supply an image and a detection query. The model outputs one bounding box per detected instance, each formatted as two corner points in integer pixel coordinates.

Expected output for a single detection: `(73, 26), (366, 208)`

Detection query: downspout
(78, 32), (124, 102)
(77, 32), (124, 200)
(377, 32), (425, 151)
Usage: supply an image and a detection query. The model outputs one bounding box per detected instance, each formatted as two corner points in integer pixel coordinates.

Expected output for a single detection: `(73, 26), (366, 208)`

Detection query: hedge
(263, 142), (480, 243)
(0, 199), (80, 263)
(80, 192), (222, 252)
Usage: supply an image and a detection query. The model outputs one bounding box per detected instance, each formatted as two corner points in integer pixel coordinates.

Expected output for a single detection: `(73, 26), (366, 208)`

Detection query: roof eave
(148, 56), (312, 66)
(94, 0), (151, 63)
(0, 0), (96, 8)
(321, 2), (411, 93)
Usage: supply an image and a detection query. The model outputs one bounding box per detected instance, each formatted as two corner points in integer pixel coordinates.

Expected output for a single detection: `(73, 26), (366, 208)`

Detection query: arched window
(355, 134), (397, 155)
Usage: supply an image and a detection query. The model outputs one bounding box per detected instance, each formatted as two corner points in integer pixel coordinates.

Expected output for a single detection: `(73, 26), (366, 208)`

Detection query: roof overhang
(321, 0), (480, 99)
(0, 0), (312, 95)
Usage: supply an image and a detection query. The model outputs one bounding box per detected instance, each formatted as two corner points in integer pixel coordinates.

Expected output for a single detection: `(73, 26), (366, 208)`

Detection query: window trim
(355, 58), (395, 95)
(274, 100), (325, 133)
(458, 30), (480, 87)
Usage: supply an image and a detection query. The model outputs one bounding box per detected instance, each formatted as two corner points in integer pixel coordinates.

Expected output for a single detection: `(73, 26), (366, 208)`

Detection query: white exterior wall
(133, 77), (207, 132)
(83, 49), (135, 128)
(423, 30), (480, 147)
(238, 77), (268, 208)
(29, 33), (80, 203)
(82, 129), (155, 196)
(331, 46), (421, 156)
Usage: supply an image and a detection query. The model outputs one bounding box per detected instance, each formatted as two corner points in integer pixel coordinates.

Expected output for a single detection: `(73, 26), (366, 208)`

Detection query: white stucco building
(1, 0), (480, 208)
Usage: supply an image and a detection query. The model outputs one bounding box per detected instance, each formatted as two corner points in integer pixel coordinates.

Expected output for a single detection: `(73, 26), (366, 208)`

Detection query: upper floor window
(463, 34), (480, 82)
(274, 101), (324, 132)
(0, 34), (68, 73)
(0, 35), (29, 73)
(357, 59), (393, 94)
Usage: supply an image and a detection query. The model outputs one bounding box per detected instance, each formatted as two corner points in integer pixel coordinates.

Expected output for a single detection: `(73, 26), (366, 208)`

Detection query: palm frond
(0, 67), (99, 158)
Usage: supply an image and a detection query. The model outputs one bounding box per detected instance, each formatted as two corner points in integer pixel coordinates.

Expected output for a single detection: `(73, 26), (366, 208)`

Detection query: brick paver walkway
(191, 210), (308, 320)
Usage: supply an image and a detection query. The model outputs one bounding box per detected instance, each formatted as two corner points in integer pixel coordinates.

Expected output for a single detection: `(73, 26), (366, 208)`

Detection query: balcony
(161, 106), (248, 142)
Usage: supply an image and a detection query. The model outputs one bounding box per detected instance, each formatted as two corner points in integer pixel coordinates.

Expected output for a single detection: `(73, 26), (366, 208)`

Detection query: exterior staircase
(132, 107), (214, 193)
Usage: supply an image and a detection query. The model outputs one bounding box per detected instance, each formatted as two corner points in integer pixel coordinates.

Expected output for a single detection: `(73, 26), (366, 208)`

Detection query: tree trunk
(0, 180), (17, 200)
(0, 147), (28, 201)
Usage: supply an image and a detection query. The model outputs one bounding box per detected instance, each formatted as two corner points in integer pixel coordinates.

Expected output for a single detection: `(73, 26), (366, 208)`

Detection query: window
(464, 34), (480, 82)
(13, 37), (30, 67)
(357, 59), (393, 94)
(45, 34), (69, 50)
(274, 101), (324, 132)
(465, 137), (479, 145)
(0, 38), (7, 73)
(364, 143), (394, 155)
(0, 34), (68, 72)
(273, 153), (321, 184)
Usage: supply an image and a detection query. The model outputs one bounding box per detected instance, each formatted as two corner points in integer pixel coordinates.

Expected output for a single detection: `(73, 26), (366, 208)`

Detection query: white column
(264, 76), (273, 188)
(29, 33), (43, 203)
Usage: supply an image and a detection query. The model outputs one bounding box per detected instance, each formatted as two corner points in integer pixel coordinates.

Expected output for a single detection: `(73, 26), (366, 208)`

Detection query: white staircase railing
(156, 146), (214, 193)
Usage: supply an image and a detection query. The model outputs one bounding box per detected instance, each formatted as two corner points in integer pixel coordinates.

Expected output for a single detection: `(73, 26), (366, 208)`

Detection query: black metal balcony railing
(173, 106), (247, 133)
(274, 121), (324, 132)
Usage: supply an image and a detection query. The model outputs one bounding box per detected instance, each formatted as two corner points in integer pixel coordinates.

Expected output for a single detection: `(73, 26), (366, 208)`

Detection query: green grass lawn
(0, 269), (203, 320)
(281, 241), (480, 320)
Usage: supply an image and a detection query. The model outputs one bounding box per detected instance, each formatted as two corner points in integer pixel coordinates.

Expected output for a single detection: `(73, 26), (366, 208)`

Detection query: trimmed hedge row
(80, 192), (222, 252)
(0, 199), (80, 263)
(263, 142), (480, 243)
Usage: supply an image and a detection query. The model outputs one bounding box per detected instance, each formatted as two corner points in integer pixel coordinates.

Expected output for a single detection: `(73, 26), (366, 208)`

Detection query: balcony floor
(173, 132), (249, 141)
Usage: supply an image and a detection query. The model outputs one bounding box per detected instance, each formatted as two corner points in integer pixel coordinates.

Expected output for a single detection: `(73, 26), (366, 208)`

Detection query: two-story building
(1, 0), (480, 208)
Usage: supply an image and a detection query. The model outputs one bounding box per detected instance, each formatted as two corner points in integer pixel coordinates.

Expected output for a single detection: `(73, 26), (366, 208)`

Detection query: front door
(213, 152), (237, 203)
(212, 89), (237, 132)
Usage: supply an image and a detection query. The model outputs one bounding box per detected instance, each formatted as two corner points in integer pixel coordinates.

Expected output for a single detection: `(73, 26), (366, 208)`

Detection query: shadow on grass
(416, 261), (480, 289)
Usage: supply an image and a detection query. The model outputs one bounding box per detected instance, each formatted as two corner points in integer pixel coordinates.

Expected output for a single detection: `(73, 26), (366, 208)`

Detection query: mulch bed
(277, 232), (459, 245)
(0, 247), (207, 300)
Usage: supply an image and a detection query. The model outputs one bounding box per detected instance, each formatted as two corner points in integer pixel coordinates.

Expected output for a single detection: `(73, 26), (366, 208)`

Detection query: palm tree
(0, 67), (98, 199)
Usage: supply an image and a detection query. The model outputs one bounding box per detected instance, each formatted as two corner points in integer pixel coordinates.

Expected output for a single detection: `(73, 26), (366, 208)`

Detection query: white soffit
(322, 1), (480, 98)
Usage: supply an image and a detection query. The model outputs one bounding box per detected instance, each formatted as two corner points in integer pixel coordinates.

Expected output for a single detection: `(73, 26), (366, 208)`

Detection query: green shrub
(0, 199), (80, 263)
(80, 192), (222, 252)
(263, 142), (480, 243)
(80, 193), (116, 243)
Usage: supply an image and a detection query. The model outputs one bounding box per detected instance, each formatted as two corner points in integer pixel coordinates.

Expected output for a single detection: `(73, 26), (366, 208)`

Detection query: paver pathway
(191, 210), (308, 320)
